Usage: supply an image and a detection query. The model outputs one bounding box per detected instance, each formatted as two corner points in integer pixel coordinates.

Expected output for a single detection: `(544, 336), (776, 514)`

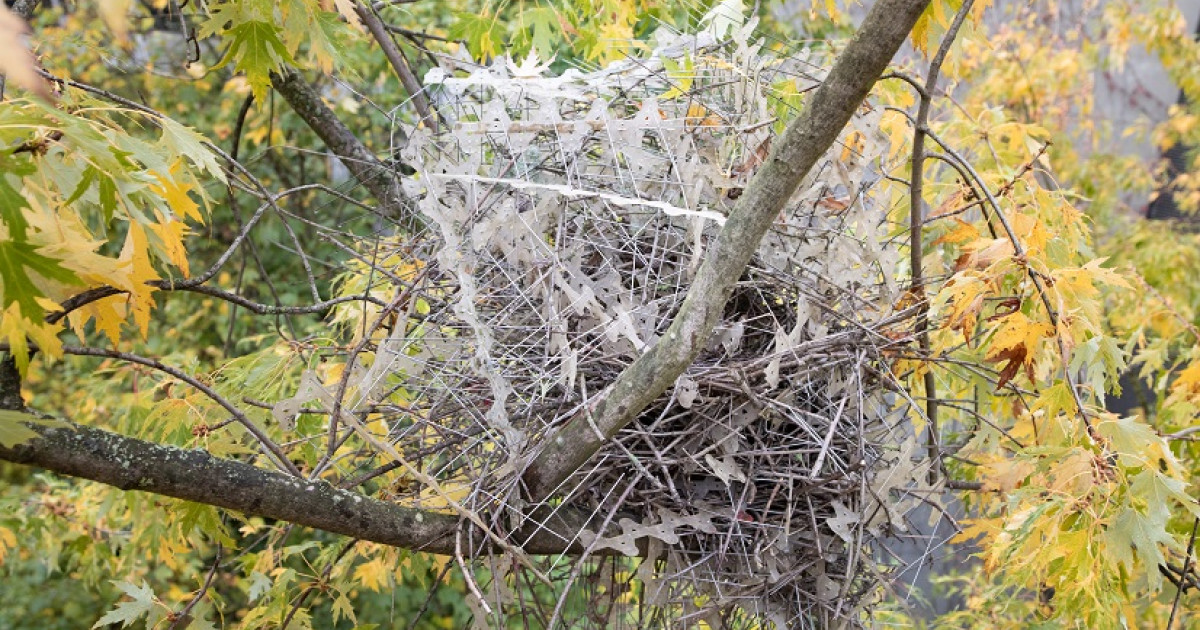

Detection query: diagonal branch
(522, 0), (932, 501)
(356, 1), (437, 130)
(269, 68), (412, 219)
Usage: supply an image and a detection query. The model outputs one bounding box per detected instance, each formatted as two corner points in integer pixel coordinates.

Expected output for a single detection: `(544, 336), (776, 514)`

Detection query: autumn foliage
(2, 0), (1200, 628)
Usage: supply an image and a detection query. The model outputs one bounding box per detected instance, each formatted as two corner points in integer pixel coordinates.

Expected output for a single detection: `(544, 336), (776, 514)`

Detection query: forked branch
(522, 0), (933, 501)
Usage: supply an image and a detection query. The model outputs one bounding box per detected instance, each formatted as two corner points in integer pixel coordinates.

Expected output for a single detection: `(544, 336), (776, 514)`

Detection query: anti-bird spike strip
(317, 6), (934, 627)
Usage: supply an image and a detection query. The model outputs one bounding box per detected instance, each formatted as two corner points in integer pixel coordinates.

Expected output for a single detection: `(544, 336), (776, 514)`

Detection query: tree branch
(522, 0), (932, 501)
(269, 68), (412, 219)
(356, 2), (437, 130)
(0, 419), (605, 556)
(910, 0), (975, 482)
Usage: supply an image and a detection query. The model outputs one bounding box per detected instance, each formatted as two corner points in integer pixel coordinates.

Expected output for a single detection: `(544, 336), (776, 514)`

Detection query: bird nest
(339, 23), (933, 629)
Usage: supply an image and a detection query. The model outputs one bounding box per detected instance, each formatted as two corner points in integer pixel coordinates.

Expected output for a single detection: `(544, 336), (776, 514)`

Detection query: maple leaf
(0, 155), (35, 240)
(933, 217), (981, 246)
(980, 454), (1035, 492)
(147, 218), (191, 275)
(158, 118), (226, 185)
(989, 345), (1031, 390)
(331, 592), (357, 625)
(989, 311), (1053, 355)
(937, 272), (989, 344)
(910, 4), (933, 55)
(1103, 506), (1178, 593)
(149, 163), (203, 223)
(353, 556), (392, 592)
(119, 223), (161, 338)
(954, 237), (1015, 272)
(0, 240), (81, 318)
(449, 12), (503, 59)
(0, 409), (39, 448)
(522, 6), (560, 58)
(327, 0), (364, 32)
(0, 410), (69, 448)
(92, 580), (161, 628)
(507, 48), (555, 79)
(211, 21), (296, 101)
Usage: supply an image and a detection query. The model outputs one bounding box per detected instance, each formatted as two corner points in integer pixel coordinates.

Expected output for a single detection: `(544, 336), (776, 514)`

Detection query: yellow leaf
(328, 0), (365, 32)
(935, 272), (989, 344)
(120, 223), (160, 338)
(417, 479), (472, 512)
(1048, 449), (1096, 494)
(0, 303), (62, 372)
(988, 311), (1053, 358)
(933, 218), (981, 245)
(840, 130), (865, 164)
(147, 218), (191, 276)
(354, 557), (392, 592)
(0, 525), (16, 563)
(879, 109), (910, 160)
(1173, 361), (1200, 398)
(685, 102), (722, 127)
(149, 163), (204, 223)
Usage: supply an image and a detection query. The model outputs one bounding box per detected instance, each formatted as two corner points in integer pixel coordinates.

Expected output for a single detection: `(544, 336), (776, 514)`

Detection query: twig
(168, 544), (222, 629)
(923, 128), (1097, 436)
(4, 342), (301, 476)
(908, 0), (975, 483)
(1170, 517), (1200, 629)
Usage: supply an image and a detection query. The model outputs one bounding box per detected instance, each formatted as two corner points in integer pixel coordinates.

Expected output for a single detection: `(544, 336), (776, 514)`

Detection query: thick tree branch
(522, 0), (932, 501)
(0, 419), (603, 556)
(269, 68), (411, 219)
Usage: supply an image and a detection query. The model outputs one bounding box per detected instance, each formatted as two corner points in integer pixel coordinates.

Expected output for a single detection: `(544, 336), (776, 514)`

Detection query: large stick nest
(333, 24), (934, 628)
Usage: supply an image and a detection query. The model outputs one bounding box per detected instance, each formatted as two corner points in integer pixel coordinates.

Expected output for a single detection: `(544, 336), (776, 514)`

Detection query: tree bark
(0, 419), (600, 555)
(522, 0), (932, 501)
(269, 68), (412, 219)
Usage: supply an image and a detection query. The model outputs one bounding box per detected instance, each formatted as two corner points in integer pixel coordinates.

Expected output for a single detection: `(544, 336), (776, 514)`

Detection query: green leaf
(449, 12), (503, 59)
(92, 580), (158, 628)
(1096, 415), (1158, 457)
(0, 241), (81, 318)
(0, 410), (39, 448)
(522, 7), (560, 58)
(1103, 506), (1177, 593)
(0, 155), (34, 241)
(331, 592), (356, 625)
(1130, 468), (1200, 520)
(211, 20), (296, 101)
(178, 502), (235, 546)
(0, 410), (67, 448)
(246, 571), (272, 602)
(159, 118), (226, 185)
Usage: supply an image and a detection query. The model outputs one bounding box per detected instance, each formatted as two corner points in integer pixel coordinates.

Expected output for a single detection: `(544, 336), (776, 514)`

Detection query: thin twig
(168, 544), (222, 629)
(3, 342), (301, 476)
(1169, 517), (1200, 629)
(908, 0), (975, 483)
